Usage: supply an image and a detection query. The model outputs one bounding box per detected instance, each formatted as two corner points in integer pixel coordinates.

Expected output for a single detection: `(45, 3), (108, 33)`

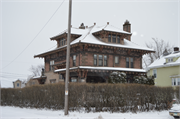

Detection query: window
(130, 58), (133, 68)
(73, 55), (76, 66)
(104, 55), (107, 66)
(17, 83), (19, 87)
(50, 79), (56, 83)
(172, 78), (180, 86)
(94, 54), (97, 66)
(108, 34), (111, 42)
(178, 78), (180, 85)
(126, 57), (129, 68)
(112, 35), (116, 43)
(59, 74), (63, 79)
(99, 55), (103, 66)
(168, 58), (173, 62)
(50, 60), (54, 71)
(71, 77), (77, 82)
(59, 40), (61, 46)
(153, 69), (157, 78)
(115, 56), (119, 64)
(64, 39), (66, 45)
(117, 35), (120, 43)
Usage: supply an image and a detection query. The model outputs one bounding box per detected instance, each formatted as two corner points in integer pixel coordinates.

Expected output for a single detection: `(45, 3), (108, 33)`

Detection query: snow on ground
(0, 106), (175, 119)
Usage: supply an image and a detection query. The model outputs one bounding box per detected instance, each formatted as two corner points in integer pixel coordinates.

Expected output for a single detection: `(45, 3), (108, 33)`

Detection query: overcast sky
(0, 0), (179, 85)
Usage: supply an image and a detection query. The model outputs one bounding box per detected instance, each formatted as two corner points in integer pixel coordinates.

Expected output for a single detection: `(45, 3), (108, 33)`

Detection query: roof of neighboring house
(54, 66), (146, 73)
(32, 76), (47, 80)
(34, 24), (154, 58)
(1, 79), (26, 88)
(147, 52), (180, 70)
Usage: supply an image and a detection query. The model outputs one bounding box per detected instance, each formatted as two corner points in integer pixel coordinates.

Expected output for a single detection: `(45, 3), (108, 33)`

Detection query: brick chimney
(79, 23), (85, 29)
(123, 20), (131, 41)
(174, 47), (179, 52)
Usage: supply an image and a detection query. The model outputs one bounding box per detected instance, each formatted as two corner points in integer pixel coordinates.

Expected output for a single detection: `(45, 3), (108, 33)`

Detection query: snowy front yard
(0, 106), (175, 119)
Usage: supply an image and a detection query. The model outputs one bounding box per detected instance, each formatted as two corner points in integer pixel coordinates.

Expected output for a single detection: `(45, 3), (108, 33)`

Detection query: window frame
(126, 57), (129, 68)
(94, 54), (97, 66)
(130, 58), (133, 68)
(99, 55), (103, 66)
(104, 55), (107, 66)
(115, 56), (119, 64)
(112, 35), (116, 43)
(73, 55), (76, 66)
(108, 34), (111, 42)
(50, 60), (54, 71)
(153, 69), (157, 78)
(117, 35), (120, 43)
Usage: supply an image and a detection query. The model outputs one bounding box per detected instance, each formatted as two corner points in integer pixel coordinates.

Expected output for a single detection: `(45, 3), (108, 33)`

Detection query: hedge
(1, 83), (175, 113)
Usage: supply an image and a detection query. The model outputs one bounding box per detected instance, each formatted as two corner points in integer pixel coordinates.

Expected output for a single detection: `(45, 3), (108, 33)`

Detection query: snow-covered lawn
(0, 106), (175, 119)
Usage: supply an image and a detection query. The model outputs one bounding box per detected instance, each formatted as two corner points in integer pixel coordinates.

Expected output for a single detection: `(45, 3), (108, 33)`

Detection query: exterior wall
(149, 65), (180, 87)
(26, 79), (39, 87)
(44, 71), (63, 84)
(14, 80), (21, 88)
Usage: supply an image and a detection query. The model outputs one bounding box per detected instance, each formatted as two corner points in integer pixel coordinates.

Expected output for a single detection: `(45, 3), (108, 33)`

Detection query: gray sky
(0, 0), (179, 83)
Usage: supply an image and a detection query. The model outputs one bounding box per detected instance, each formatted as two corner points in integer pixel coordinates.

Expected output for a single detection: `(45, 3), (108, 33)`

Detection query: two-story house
(147, 47), (180, 87)
(34, 20), (154, 84)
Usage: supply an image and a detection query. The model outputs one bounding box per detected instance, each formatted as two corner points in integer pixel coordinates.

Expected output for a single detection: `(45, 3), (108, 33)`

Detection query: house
(147, 47), (180, 87)
(34, 21), (154, 84)
(13, 79), (26, 88)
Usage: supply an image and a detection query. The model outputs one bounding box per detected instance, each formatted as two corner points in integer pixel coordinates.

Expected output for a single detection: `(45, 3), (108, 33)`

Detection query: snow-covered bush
(108, 71), (126, 83)
(133, 75), (154, 85)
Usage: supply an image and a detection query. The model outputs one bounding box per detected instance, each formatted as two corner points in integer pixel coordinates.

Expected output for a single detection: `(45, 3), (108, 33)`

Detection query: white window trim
(172, 78), (180, 86)
(153, 69), (157, 79)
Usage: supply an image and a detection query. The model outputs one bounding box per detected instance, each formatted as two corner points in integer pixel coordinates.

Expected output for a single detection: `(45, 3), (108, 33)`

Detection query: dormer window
(107, 34), (121, 44)
(168, 58), (173, 63)
(59, 38), (66, 47)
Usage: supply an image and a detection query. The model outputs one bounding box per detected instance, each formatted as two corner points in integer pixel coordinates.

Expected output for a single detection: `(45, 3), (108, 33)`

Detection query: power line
(0, 72), (28, 76)
(1, 0), (66, 70)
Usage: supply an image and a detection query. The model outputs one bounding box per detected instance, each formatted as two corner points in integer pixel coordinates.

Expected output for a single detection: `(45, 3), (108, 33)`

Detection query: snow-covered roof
(35, 24), (154, 57)
(164, 51), (180, 58)
(50, 27), (87, 39)
(91, 24), (131, 34)
(32, 76), (47, 79)
(147, 52), (180, 70)
(54, 66), (146, 73)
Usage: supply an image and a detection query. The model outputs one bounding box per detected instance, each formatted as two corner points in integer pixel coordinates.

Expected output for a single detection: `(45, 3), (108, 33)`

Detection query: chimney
(174, 47), (179, 52)
(123, 20), (131, 41)
(79, 23), (85, 29)
(94, 22), (96, 25)
(107, 22), (109, 25)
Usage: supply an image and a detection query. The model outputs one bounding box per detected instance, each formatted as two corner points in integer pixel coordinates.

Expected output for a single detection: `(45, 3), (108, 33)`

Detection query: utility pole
(64, 0), (72, 115)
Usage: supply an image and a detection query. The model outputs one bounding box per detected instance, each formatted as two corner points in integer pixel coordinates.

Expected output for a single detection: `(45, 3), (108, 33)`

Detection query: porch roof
(54, 66), (146, 73)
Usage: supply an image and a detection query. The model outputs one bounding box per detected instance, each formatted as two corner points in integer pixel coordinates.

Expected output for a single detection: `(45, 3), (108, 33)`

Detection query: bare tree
(143, 38), (173, 68)
(27, 64), (44, 81)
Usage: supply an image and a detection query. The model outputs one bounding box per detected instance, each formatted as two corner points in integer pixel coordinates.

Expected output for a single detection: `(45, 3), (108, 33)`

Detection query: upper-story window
(117, 35), (120, 43)
(94, 54), (108, 66)
(108, 34), (111, 42)
(94, 54), (97, 66)
(104, 55), (107, 66)
(168, 58), (173, 63)
(108, 34), (121, 44)
(99, 55), (103, 66)
(112, 35), (116, 43)
(130, 58), (133, 68)
(126, 57), (129, 68)
(17, 83), (19, 87)
(59, 38), (66, 47)
(50, 60), (54, 71)
(73, 55), (76, 66)
(115, 56), (119, 64)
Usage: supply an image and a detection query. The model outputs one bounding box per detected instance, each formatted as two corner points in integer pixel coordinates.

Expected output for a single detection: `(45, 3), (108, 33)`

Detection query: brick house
(34, 20), (154, 84)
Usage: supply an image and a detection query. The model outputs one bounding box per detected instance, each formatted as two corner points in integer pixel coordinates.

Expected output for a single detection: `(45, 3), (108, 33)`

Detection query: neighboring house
(147, 47), (180, 87)
(13, 79), (26, 88)
(34, 21), (154, 84)
(26, 78), (39, 87)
